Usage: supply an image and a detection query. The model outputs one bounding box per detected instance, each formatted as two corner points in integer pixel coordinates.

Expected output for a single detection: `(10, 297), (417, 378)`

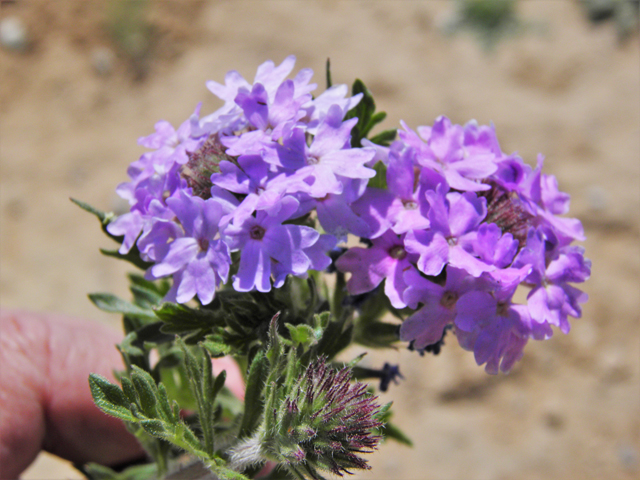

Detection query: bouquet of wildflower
(75, 56), (590, 480)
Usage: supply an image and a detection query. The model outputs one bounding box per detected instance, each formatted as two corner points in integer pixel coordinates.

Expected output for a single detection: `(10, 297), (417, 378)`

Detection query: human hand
(0, 309), (245, 479)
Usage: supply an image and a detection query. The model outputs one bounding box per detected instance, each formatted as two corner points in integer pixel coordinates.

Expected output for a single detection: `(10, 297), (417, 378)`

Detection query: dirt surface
(1, 1), (638, 479)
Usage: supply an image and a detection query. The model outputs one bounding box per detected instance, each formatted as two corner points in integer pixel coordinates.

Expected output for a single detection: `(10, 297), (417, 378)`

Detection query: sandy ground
(1, 1), (638, 479)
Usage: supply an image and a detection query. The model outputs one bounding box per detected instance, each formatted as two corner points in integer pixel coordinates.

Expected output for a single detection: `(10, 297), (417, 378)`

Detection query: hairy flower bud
(262, 357), (383, 478)
(181, 134), (233, 199)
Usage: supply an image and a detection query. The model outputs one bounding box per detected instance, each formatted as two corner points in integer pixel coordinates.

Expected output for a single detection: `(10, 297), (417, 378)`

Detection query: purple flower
(455, 289), (537, 374)
(138, 104), (206, 168)
(268, 105), (376, 197)
(197, 56), (316, 137)
(223, 196), (325, 292)
(399, 116), (498, 192)
(513, 228), (590, 334)
(144, 191), (230, 305)
(335, 230), (418, 309)
(404, 185), (494, 277)
(399, 267), (477, 349)
(311, 179), (372, 240)
(301, 83), (363, 134)
(211, 155), (291, 223)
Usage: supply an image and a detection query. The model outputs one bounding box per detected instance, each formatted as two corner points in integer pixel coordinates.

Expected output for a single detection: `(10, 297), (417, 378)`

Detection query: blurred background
(1, 1), (638, 479)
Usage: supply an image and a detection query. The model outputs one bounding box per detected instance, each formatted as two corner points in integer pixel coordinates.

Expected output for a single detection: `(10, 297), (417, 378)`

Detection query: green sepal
(88, 373), (137, 423)
(89, 293), (157, 320)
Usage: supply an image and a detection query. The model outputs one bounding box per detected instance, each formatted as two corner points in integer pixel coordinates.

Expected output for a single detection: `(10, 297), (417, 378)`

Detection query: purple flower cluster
(336, 117), (590, 373)
(108, 56), (372, 304)
(109, 56), (589, 373)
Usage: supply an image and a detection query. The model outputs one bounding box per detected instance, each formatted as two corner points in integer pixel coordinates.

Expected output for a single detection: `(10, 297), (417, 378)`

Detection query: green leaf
(70, 197), (127, 246)
(120, 331), (144, 357)
(155, 302), (226, 335)
(313, 313), (353, 360)
(369, 128), (397, 146)
(265, 313), (282, 366)
(238, 350), (268, 439)
(285, 323), (318, 347)
(89, 293), (157, 319)
(202, 337), (232, 358)
(367, 165), (388, 190)
(89, 374), (137, 422)
(100, 247), (152, 271)
(354, 321), (400, 349)
(381, 421), (413, 447)
(325, 57), (332, 89)
(363, 111), (387, 137)
(79, 462), (157, 480)
(120, 375), (138, 405)
(208, 465), (251, 480)
(139, 419), (166, 437)
(70, 197), (113, 227)
(130, 366), (159, 418)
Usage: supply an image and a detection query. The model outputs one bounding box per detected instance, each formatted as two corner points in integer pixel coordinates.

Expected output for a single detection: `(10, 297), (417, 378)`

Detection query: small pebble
(91, 46), (116, 76)
(0, 16), (28, 52)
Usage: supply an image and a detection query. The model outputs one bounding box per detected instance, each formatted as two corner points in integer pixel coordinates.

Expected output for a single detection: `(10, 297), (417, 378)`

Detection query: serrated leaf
(89, 293), (157, 319)
(89, 374), (137, 423)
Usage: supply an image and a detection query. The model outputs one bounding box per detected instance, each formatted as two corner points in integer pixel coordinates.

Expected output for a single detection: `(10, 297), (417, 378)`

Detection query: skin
(0, 309), (245, 479)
